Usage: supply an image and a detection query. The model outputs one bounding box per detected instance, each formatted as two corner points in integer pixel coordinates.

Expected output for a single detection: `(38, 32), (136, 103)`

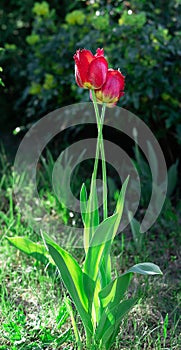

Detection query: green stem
(85, 107), (102, 241)
(91, 90), (108, 220)
(83, 108), (101, 249)
(100, 103), (107, 220)
(83, 91), (107, 250)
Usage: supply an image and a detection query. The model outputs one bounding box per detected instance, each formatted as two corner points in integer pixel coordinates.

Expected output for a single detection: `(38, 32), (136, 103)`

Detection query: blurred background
(0, 0), (181, 226)
(0, 0), (181, 166)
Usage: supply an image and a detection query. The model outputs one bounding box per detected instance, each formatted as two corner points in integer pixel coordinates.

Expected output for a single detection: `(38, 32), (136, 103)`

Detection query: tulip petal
(88, 57), (108, 89)
(74, 49), (94, 87)
(95, 48), (104, 57)
(92, 69), (125, 107)
(75, 65), (84, 87)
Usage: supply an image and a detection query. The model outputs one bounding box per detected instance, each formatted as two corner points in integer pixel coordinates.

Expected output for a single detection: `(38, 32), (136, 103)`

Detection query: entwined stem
(83, 91), (107, 250)
(99, 103), (107, 220)
(91, 90), (108, 221)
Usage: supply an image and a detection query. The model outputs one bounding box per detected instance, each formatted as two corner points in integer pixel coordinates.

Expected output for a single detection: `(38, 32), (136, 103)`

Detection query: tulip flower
(91, 69), (125, 107)
(73, 48), (108, 89)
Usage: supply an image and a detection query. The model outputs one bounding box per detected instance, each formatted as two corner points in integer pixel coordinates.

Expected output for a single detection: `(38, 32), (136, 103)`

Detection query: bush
(0, 0), (181, 163)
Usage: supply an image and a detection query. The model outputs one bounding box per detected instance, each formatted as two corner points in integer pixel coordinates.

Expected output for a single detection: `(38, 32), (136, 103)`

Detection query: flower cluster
(73, 48), (125, 107)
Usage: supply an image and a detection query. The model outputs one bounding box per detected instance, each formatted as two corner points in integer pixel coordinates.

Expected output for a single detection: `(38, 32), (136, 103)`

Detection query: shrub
(0, 0), (181, 163)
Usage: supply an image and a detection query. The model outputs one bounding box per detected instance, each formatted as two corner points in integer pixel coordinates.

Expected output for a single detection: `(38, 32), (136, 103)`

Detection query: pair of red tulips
(74, 48), (125, 107)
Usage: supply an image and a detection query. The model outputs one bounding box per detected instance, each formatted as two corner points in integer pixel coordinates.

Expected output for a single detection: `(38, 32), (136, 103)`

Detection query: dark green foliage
(0, 0), (181, 162)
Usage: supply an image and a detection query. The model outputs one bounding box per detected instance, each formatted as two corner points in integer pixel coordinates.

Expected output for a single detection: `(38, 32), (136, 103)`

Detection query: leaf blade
(99, 272), (132, 309)
(95, 298), (137, 345)
(127, 262), (163, 275)
(83, 213), (118, 281)
(102, 298), (138, 347)
(80, 183), (87, 226)
(7, 236), (54, 265)
(43, 233), (94, 334)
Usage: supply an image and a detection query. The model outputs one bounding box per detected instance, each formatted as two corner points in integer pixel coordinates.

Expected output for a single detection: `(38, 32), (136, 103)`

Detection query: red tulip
(91, 69), (125, 107)
(73, 48), (108, 89)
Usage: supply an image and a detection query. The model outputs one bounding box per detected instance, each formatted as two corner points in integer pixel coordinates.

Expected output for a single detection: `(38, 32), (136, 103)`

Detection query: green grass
(0, 239), (74, 349)
(0, 150), (181, 349)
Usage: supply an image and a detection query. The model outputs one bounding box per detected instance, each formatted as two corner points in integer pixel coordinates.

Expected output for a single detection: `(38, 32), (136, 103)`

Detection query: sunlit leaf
(99, 272), (132, 309)
(82, 181), (100, 251)
(7, 236), (54, 265)
(91, 182), (100, 229)
(80, 183), (87, 225)
(99, 177), (129, 288)
(95, 298), (137, 345)
(83, 214), (118, 281)
(43, 233), (94, 335)
(127, 262), (163, 275)
(113, 176), (129, 238)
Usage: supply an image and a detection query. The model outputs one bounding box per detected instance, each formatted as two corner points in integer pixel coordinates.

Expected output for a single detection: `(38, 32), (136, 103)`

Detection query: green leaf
(99, 272), (132, 309)
(127, 262), (163, 275)
(83, 272), (96, 314)
(83, 214), (118, 323)
(167, 160), (178, 197)
(99, 177), (129, 289)
(91, 181), (100, 229)
(56, 329), (72, 346)
(99, 249), (112, 288)
(147, 140), (158, 183)
(96, 261), (162, 347)
(163, 313), (169, 340)
(83, 213), (118, 281)
(95, 298), (137, 345)
(113, 176), (129, 238)
(104, 298), (138, 349)
(7, 236), (54, 265)
(80, 183), (87, 225)
(104, 298), (138, 346)
(43, 233), (94, 335)
(129, 215), (143, 250)
(82, 181), (100, 251)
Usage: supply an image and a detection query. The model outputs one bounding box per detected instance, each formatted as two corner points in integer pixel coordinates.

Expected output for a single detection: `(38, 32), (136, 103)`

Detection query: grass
(0, 240), (73, 349)
(0, 149), (181, 349)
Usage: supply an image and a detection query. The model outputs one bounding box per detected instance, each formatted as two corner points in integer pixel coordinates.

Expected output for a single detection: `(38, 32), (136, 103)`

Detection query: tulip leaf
(95, 298), (137, 345)
(105, 298), (138, 345)
(99, 272), (133, 309)
(7, 236), (54, 265)
(103, 298), (138, 348)
(147, 140), (158, 184)
(91, 181), (100, 229)
(129, 215), (143, 250)
(97, 262), (162, 347)
(98, 262), (162, 314)
(113, 176), (130, 238)
(82, 181), (100, 250)
(80, 183), (87, 226)
(83, 272), (96, 314)
(99, 176), (129, 288)
(99, 243), (112, 288)
(43, 233), (94, 335)
(83, 213), (118, 281)
(127, 262), (163, 275)
(90, 213), (118, 247)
